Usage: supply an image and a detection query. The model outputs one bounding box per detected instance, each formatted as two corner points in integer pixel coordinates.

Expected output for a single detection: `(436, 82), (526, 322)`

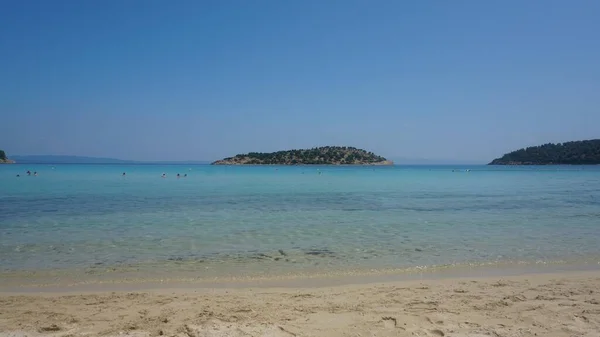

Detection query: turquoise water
(1, 164), (600, 280)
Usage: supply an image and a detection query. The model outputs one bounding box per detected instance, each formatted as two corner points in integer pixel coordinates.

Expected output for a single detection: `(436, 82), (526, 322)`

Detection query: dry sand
(1, 271), (600, 337)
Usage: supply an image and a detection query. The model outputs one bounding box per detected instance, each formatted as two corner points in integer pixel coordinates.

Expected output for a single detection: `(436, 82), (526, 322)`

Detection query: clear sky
(1, 0), (599, 162)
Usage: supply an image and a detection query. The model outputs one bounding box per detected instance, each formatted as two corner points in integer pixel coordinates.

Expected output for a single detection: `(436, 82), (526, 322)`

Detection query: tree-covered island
(489, 139), (600, 165)
(212, 146), (393, 165)
(0, 149), (15, 164)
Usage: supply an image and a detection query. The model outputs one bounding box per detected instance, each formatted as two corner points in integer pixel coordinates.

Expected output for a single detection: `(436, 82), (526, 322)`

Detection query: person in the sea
(26, 170), (31, 176)
(34, 171), (38, 176)
(122, 172), (126, 176)
(161, 173), (166, 178)
(177, 173), (180, 178)
(16, 174), (20, 177)
(184, 174), (187, 177)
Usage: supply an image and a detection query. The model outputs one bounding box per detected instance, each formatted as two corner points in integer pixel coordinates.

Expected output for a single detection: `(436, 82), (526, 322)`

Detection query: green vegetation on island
(489, 139), (600, 165)
(0, 149), (14, 164)
(212, 146), (393, 165)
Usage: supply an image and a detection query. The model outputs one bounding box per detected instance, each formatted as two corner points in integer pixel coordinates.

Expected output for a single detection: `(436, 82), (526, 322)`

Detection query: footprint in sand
(459, 321), (481, 329)
(429, 329), (445, 336)
(381, 316), (397, 329)
(411, 329), (445, 337)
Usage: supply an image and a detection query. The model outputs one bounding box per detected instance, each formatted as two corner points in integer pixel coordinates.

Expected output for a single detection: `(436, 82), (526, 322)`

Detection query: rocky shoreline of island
(0, 149), (14, 164)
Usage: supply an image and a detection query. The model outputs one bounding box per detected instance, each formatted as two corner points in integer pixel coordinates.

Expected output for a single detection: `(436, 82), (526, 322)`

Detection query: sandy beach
(1, 271), (599, 337)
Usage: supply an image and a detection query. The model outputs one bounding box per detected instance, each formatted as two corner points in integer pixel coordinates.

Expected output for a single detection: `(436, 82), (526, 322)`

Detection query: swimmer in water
(161, 173), (166, 178)
(26, 170), (31, 176)
(184, 174), (187, 177)
(122, 172), (126, 176)
(177, 173), (180, 178)
(34, 171), (38, 176)
(16, 174), (20, 177)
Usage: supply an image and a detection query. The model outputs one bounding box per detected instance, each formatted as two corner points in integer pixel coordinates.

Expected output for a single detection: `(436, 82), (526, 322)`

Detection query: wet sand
(1, 271), (600, 337)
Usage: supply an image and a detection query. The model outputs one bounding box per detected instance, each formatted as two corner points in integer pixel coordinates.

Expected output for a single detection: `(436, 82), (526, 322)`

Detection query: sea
(1, 164), (600, 286)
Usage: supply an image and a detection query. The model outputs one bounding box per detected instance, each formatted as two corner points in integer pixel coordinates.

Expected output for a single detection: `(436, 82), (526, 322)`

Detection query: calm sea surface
(1, 164), (600, 281)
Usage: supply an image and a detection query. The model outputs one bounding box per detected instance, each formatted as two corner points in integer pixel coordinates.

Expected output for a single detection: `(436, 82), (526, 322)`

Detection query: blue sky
(1, 0), (598, 163)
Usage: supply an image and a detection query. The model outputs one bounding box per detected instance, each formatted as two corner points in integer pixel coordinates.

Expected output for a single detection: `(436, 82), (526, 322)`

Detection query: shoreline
(2, 258), (599, 293)
(1, 270), (599, 336)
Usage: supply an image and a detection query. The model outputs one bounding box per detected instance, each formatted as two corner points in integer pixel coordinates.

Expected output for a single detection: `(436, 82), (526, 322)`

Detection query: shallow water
(1, 164), (599, 280)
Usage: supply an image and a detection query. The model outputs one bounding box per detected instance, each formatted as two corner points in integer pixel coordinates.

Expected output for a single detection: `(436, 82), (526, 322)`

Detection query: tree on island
(489, 139), (600, 165)
(0, 150), (7, 161)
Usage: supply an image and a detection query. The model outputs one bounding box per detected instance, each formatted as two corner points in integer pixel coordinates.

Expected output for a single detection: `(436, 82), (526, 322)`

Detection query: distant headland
(9, 155), (134, 164)
(4, 155), (211, 165)
(0, 150), (14, 164)
(489, 139), (600, 165)
(212, 146), (393, 165)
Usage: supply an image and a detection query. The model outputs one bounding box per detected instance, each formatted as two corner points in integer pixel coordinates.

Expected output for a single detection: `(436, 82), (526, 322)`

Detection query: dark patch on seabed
(156, 248), (339, 266)
(304, 248), (335, 257)
(75, 245), (366, 272)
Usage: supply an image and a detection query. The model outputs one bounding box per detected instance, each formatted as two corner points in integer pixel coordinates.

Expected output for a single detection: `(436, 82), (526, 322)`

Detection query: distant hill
(390, 157), (483, 165)
(10, 155), (211, 165)
(212, 146), (393, 165)
(10, 155), (134, 164)
(143, 160), (211, 165)
(489, 139), (600, 165)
